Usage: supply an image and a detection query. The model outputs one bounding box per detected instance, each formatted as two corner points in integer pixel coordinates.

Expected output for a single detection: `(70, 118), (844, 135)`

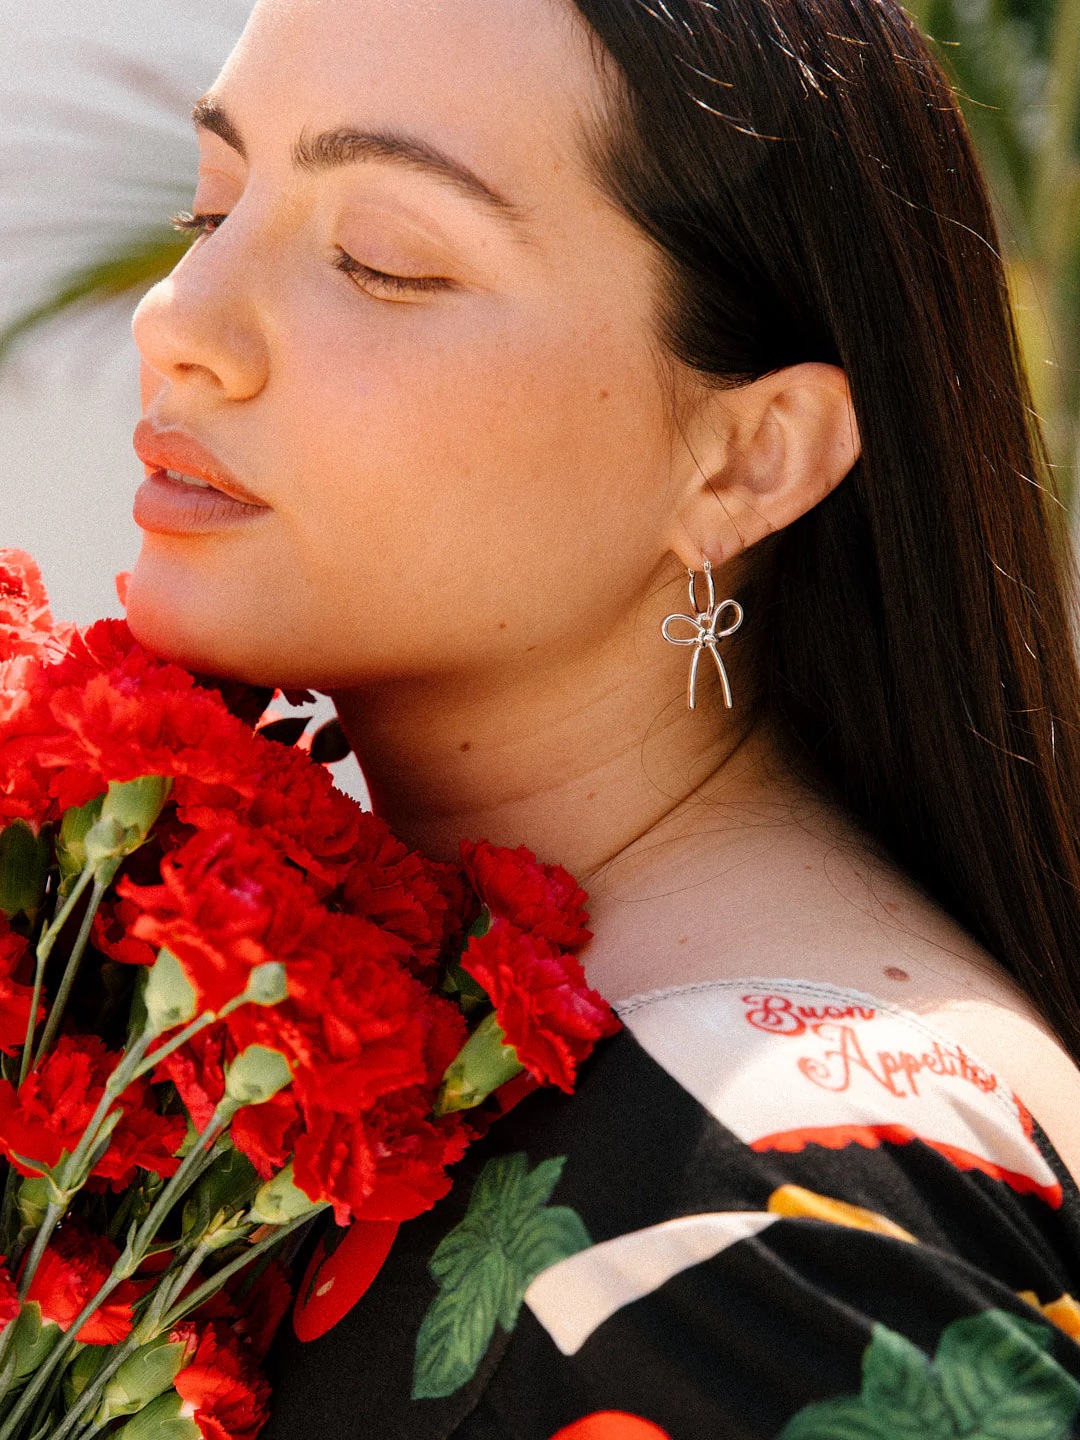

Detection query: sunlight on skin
(127, 0), (857, 883)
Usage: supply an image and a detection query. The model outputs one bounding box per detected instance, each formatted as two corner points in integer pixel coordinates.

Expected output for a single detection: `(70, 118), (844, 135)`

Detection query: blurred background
(0, 0), (1077, 626)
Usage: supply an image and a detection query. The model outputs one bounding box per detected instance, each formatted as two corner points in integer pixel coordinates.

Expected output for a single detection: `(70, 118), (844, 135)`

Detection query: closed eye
(170, 211), (451, 302)
(333, 248), (452, 300)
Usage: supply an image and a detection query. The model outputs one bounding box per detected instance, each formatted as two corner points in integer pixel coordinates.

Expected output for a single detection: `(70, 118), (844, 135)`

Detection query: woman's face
(129, 0), (689, 690)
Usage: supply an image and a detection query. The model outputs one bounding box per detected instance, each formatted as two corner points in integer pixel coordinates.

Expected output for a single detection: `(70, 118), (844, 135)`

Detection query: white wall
(0, 0), (252, 625)
(0, 2), (366, 801)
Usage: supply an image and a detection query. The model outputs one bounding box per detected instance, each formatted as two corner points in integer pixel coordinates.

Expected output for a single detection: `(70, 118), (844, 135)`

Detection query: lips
(132, 420), (269, 508)
(132, 420), (271, 537)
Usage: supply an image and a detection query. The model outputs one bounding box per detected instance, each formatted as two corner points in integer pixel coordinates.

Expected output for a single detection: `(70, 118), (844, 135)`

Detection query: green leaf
(783, 1310), (1080, 1440)
(0, 820), (49, 917)
(497, 1207), (592, 1331)
(411, 1244), (505, 1400)
(112, 1389), (199, 1440)
(0, 231), (192, 369)
(934, 1310), (1080, 1438)
(861, 1324), (953, 1437)
(778, 1396), (884, 1439)
(412, 1153), (590, 1401)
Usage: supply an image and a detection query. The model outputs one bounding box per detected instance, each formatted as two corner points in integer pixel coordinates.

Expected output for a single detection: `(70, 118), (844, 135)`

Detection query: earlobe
(669, 361), (861, 568)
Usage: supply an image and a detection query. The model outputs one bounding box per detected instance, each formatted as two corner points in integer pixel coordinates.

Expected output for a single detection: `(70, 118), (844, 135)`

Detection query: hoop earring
(660, 557), (744, 711)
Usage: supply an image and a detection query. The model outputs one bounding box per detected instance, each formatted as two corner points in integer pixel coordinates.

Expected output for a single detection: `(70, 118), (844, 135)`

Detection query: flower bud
(243, 961), (288, 1007)
(100, 775), (172, 840)
(57, 796), (104, 882)
(249, 1162), (319, 1225)
(224, 1046), (293, 1107)
(113, 1390), (198, 1440)
(143, 949), (199, 1036)
(435, 1011), (524, 1116)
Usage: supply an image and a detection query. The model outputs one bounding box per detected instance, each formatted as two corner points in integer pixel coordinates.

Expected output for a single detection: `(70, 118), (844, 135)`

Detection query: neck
(330, 624), (777, 882)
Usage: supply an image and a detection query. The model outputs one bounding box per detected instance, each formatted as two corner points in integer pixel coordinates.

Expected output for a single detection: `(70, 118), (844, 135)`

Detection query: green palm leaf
(0, 229), (190, 367)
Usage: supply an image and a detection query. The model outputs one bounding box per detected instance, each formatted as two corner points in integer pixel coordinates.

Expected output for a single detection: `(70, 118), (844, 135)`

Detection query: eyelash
(171, 210), (451, 299)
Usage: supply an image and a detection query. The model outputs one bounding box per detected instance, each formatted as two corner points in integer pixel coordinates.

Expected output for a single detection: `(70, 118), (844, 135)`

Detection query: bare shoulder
(585, 788), (1080, 1178)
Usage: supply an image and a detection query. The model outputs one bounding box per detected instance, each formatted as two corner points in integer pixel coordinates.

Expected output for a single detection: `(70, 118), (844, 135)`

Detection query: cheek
(280, 298), (670, 608)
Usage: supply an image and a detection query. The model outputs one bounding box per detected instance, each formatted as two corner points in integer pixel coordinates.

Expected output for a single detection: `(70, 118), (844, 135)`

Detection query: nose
(132, 228), (270, 404)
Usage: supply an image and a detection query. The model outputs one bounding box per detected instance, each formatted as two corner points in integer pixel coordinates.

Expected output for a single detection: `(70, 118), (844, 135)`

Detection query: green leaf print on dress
(412, 1153), (591, 1401)
(780, 1309), (1080, 1439)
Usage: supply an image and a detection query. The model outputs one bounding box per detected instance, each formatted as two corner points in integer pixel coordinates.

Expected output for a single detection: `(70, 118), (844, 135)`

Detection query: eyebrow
(191, 96), (534, 234)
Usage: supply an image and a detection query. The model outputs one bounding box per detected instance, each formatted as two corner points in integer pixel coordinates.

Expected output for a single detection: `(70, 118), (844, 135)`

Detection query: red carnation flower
(227, 1259), (293, 1360)
(230, 1088), (300, 1179)
(175, 736), (361, 893)
(91, 894), (159, 969)
(461, 924), (620, 1092)
(119, 825), (324, 1013)
(25, 1220), (142, 1343)
(0, 1255), (18, 1333)
(0, 916), (40, 1054)
(340, 815), (460, 972)
(346, 1089), (471, 1224)
(0, 1033), (184, 1187)
(0, 551), (57, 662)
(173, 1321), (271, 1440)
(224, 911), (428, 1116)
(461, 839), (591, 948)
(153, 1022), (230, 1133)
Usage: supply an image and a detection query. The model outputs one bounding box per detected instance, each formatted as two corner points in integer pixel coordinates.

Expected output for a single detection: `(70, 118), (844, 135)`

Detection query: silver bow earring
(661, 557), (744, 710)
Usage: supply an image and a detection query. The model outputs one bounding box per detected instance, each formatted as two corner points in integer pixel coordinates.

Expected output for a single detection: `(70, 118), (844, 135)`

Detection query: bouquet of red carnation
(0, 550), (618, 1440)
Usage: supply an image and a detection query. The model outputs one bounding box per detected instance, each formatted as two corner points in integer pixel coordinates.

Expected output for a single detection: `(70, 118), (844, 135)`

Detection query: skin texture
(129, 0), (1080, 1171)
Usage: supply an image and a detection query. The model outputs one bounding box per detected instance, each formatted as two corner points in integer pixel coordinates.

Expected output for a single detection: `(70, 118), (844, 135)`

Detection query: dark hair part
(568, 0), (1080, 1060)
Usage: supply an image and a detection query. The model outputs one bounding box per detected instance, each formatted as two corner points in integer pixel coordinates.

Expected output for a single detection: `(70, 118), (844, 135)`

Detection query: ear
(666, 362), (861, 568)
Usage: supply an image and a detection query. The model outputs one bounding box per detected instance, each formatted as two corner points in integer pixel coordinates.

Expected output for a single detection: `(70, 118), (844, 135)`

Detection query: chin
(124, 549), (292, 686)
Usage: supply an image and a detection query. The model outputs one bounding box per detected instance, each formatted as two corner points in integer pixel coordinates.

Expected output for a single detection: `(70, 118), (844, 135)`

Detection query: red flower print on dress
(461, 923), (619, 1092)
(24, 1221), (143, 1344)
(461, 838), (591, 947)
(549, 1416), (671, 1440)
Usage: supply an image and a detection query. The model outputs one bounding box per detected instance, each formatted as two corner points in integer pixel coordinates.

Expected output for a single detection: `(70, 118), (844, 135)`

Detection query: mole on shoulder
(884, 965), (910, 982)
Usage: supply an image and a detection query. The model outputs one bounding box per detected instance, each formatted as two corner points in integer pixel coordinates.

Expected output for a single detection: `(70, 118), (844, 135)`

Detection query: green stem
(0, 1105), (230, 1440)
(33, 874), (109, 1067)
(0, 1166), (19, 1260)
(126, 1104), (234, 1263)
(128, 1009), (216, 1085)
(19, 867), (95, 1087)
(15, 1032), (156, 1304)
(15, 1200), (63, 1302)
(51, 1334), (139, 1440)
(159, 1205), (326, 1332)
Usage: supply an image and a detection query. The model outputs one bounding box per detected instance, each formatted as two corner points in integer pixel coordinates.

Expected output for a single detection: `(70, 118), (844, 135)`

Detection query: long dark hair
(568, 0), (1080, 1060)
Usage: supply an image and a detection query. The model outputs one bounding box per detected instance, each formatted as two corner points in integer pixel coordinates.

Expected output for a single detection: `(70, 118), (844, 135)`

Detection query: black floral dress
(263, 978), (1080, 1439)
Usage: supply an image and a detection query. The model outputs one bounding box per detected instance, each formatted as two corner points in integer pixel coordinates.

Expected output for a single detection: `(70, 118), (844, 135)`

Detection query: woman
(126, 0), (1080, 1432)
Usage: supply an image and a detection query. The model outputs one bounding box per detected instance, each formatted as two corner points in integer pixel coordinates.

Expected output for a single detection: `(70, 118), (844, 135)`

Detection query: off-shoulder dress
(263, 978), (1080, 1439)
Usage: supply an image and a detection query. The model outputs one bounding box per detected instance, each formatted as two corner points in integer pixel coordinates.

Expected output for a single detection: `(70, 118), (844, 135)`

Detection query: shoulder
(584, 787), (1080, 1182)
